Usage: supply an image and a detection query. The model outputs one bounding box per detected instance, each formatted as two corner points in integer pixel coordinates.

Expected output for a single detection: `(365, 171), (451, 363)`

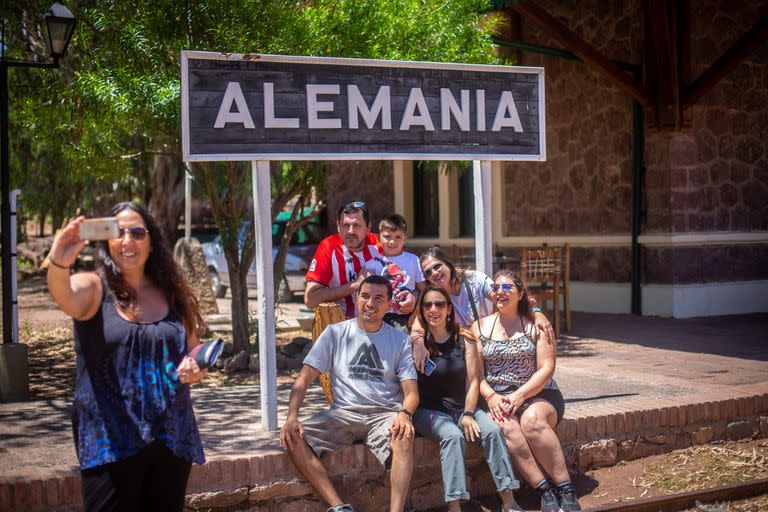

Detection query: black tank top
(417, 335), (468, 414)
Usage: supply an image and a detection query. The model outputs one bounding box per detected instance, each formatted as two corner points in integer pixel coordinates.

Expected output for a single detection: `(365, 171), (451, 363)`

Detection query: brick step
(1, 390), (766, 512)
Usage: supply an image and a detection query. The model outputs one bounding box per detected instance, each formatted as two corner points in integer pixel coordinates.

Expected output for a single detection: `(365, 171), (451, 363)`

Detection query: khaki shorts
(301, 406), (398, 466)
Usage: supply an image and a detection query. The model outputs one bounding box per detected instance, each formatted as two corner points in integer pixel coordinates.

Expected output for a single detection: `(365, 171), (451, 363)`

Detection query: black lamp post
(1, 3), (77, 347)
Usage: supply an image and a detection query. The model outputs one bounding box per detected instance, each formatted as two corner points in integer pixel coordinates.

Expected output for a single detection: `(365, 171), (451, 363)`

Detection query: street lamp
(0, 3), (77, 401)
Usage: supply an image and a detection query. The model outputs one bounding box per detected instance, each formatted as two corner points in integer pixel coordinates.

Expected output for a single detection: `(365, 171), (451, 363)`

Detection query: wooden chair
(521, 246), (564, 339)
(311, 302), (345, 405)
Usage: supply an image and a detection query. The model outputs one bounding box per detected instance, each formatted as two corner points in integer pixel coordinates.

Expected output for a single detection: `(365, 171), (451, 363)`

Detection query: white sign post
(473, 161), (493, 277)
(252, 161), (278, 430)
(181, 52), (546, 430)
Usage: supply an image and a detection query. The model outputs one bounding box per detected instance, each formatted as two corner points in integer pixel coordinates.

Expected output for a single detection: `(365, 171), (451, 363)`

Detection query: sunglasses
(422, 300), (447, 310)
(117, 227), (148, 241)
(423, 262), (444, 279)
(342, 200), (367, 209)
(490, 283), (517, 293)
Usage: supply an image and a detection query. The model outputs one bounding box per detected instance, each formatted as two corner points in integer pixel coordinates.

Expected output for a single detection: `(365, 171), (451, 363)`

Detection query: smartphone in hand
(79, 217), (120, 241)
(424, 357), (437, 376)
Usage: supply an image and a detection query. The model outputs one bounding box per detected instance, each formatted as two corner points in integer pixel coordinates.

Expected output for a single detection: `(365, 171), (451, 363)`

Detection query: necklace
(496, 312), (524, 339)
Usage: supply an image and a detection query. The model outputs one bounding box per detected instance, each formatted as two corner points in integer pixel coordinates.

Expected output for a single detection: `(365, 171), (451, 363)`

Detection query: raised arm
(304, 277), (362, 310)
(46, 217), (103, 321)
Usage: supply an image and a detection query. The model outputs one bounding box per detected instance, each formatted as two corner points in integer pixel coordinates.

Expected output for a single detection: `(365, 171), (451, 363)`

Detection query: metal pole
(472, 160), (493, 276)
(10, 188), (18, 343)
(1, 43), (13, 344)
(631, 74), (645, 315)
(184, 164), (192, 241)
(252, 160), (277, 430)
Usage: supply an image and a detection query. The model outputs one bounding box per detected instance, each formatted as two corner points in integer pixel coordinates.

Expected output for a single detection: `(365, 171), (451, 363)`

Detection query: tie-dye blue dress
(71, 291), (205, 470)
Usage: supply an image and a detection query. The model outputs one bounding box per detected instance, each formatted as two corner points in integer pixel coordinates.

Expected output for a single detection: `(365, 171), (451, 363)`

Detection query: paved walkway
(0, 312), (766, 473)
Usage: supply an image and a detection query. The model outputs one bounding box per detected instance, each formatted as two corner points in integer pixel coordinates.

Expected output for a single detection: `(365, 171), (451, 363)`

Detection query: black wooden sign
(181, 52), (546, 161)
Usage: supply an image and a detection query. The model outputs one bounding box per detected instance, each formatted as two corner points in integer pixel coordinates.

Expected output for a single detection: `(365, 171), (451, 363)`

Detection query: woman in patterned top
(47, 202), (206, 511)
(472, 271), (580, 512)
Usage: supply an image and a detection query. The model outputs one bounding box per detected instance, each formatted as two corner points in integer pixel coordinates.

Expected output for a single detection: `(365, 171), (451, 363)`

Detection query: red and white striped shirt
(305, 233), (381, 318)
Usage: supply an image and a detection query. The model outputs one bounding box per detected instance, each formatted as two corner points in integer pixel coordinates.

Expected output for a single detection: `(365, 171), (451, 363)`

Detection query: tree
(8, 0), (501, 353)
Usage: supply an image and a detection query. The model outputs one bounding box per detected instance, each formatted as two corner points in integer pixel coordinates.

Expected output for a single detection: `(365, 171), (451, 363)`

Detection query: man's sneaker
(557, 484), (581, 511)
(537, 480), (561, 512)
(327, 505), (357, 512)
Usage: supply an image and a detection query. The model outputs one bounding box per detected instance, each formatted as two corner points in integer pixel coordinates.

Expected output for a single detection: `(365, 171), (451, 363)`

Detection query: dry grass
(641, 442), (768, 493)
(639, 441), (768, 512)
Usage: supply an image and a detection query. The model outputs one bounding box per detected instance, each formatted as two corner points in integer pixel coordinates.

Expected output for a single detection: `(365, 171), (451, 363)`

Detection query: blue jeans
(412, 408), (520, 502)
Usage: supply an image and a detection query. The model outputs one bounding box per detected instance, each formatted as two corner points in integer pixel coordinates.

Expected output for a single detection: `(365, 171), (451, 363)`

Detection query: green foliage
(7, 0), (502, 348)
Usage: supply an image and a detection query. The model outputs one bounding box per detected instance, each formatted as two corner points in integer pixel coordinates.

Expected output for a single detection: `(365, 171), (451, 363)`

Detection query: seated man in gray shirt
(280, 275), (419, 512)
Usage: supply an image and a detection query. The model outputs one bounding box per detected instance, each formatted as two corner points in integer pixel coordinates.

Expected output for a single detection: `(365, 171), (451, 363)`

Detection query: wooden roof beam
(646, 0), (677, 106)
(509, 0), (654, 107)
(684, 12), (768, 106)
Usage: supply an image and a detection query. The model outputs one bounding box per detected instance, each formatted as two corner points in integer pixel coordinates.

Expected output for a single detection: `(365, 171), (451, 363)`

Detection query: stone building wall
(641, 0), (767, 285)
(323, 161), (394, 234)
(504, 0), (766, 286)
(499, 0), (641, 283)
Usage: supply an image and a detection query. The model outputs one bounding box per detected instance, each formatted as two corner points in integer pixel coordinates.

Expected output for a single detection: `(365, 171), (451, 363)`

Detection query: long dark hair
(99, 202), (205, 337)
(493, 271), (533, 324)
(419, 246), (465, 291)
(417, 286), (476, 357)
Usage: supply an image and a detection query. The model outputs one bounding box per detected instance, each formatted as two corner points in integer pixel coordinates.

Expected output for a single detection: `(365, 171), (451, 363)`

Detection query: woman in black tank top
(411, 286), (523, 512)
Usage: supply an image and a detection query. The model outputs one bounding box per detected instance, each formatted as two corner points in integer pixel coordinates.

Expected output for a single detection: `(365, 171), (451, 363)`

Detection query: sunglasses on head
(342, 200), (367, 209)
(422, 300), (447, 310)
(117, 227), (148, 241)
(423, 262), (444, 278)
(490, 283), (516, 293)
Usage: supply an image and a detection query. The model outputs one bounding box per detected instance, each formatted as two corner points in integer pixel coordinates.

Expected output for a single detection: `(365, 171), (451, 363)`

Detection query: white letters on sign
(214, 82), (255, 128)
(213, 82), (524, 133)
(264, 82), (299, 129)
(348, 85), (391, 130)
(307, 84), (342, 129)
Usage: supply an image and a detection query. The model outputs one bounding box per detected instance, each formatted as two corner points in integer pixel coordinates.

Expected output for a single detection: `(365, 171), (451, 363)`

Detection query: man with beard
(281, 275), (419, 512)
(305, 201), (415, 319)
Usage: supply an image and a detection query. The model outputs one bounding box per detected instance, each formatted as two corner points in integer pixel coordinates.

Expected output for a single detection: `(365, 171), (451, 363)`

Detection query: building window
(458, 163), (475, 236)
(413, 161), (439, 236)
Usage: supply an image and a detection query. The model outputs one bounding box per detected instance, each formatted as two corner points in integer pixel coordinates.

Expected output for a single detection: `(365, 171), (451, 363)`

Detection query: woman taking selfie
(473, 272), (580, 512)
(47, 202), (206, 511)
(412, 286), (522, 512)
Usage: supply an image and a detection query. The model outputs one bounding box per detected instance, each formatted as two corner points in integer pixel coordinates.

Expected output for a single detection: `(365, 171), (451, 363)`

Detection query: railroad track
(585, 477), (768, 512)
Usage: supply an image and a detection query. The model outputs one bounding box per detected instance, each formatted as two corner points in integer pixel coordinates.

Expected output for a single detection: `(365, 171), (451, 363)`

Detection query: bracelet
(400, 408), (413, 418)
(48, 258), (71, 270)
(462, 410), (475, 418)
(532, 307), (542, 313)
(486, 392), (497, 401)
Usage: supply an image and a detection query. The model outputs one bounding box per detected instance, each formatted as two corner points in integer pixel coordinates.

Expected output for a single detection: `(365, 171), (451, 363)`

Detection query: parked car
(202, 210), (323, 301)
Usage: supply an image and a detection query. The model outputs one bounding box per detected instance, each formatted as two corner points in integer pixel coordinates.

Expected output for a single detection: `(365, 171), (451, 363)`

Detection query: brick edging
(2, 391), (767, 511)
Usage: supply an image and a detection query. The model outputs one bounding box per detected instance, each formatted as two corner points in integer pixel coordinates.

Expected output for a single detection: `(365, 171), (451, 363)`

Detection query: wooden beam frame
(510, 0), (654, 107)
(684, 13), (768, 106)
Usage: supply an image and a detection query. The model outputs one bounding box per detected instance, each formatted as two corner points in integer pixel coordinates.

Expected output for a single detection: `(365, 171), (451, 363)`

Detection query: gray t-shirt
(304, 319), (418, 409)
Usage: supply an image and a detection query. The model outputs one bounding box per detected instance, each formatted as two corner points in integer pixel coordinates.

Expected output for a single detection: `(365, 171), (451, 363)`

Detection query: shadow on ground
(566, 312), (767, 361)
